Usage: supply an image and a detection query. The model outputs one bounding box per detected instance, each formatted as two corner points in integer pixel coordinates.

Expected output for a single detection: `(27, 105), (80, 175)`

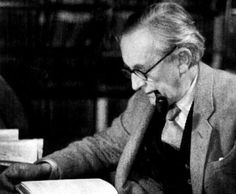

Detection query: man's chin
(149, 97), (156, 105)
(146, 91), (169, 107)
(147, 93), (156, 105)
(146, 90), (168, 105)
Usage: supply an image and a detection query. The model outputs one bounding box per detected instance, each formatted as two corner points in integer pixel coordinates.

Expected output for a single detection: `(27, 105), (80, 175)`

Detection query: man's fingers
(0, 163), (33, 191)
(0, 173), (16, 192)
(0, 162), (51, 193)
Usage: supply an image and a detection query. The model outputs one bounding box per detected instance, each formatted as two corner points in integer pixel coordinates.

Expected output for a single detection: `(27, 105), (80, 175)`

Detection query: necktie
(161, 105), (183, 149)
(166, 105), (181, 121)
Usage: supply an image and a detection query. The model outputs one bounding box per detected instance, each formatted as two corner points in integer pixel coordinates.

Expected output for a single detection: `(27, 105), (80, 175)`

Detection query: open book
(16, 178), (118, 194)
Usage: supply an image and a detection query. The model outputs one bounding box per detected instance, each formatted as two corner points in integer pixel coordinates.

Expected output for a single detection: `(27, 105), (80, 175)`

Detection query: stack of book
(0, 129), (43, 170)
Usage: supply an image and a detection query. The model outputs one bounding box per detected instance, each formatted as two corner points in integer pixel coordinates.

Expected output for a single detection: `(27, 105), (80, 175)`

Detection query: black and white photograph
(0, 0), (235, 193)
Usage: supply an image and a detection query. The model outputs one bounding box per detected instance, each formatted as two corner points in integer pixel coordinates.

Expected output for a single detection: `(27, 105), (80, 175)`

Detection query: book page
(16, 178), (118, 194)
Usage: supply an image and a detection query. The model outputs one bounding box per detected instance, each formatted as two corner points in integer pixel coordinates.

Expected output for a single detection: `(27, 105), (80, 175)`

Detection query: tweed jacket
(46, 62), (236, 194)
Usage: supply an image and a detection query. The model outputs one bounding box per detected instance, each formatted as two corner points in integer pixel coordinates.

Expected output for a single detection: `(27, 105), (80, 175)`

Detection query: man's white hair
(121, 2), (205, 64)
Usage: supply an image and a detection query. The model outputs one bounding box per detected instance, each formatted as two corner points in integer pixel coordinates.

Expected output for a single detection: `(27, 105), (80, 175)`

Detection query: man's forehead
(121, 28), (154, 51)
(121, 29), (157, 64)
(120, 28), (165, 68)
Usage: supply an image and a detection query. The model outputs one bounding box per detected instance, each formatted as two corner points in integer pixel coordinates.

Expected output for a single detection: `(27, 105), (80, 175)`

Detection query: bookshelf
(0, 0), (226, 154)
(223, 0), (236, 71)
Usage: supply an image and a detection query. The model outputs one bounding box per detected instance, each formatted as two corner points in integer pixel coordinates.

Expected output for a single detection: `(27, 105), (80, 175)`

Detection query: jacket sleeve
(42, 91), (148, 179)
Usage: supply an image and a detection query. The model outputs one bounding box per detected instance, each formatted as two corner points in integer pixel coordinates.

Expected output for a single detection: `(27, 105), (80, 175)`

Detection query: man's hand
(0, 162), (51, 193)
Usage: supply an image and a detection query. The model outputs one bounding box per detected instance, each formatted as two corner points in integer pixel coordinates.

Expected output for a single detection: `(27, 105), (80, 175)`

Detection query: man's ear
(176, 48), (192, 74)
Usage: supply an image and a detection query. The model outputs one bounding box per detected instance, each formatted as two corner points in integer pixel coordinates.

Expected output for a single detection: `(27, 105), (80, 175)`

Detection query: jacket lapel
(190, 63), (215, 194)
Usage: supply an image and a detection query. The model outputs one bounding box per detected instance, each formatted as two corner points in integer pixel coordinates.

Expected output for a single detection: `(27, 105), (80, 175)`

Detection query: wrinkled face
(120, 28), (189, 105)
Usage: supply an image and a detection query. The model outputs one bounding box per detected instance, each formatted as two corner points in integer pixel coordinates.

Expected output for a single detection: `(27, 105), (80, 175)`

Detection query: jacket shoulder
(213, 69), (236, 104)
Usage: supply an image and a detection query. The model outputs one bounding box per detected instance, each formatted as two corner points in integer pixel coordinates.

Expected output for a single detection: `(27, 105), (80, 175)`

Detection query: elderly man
(0, 2), (236, 194)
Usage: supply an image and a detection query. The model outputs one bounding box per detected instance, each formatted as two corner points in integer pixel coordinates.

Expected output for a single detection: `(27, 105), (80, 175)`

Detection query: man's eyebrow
(123, 63), (130, 69)
(133, 64), (146, 72)
(123, 63), (145, 71)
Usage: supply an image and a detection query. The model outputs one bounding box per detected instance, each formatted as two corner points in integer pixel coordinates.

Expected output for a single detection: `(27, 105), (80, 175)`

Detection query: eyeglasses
(122, 46), (177, 81)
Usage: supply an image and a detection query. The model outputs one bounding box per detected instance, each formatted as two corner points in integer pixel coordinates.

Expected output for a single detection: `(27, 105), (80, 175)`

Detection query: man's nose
(131, 74), (146, 90)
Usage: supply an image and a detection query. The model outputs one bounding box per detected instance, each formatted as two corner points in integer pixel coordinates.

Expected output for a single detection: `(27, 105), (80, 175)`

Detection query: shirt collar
(176, 73), (198, 117)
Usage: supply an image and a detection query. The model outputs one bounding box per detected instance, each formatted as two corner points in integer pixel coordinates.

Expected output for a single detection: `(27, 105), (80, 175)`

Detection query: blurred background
(0, 0), (235, 155)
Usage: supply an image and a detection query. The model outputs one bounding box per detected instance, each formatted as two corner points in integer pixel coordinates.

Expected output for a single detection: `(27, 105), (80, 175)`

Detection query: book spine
(16, 184), (30, 194)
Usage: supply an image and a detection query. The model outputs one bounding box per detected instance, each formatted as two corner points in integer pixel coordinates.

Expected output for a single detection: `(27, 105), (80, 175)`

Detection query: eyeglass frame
(122, 46), (177, 81)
